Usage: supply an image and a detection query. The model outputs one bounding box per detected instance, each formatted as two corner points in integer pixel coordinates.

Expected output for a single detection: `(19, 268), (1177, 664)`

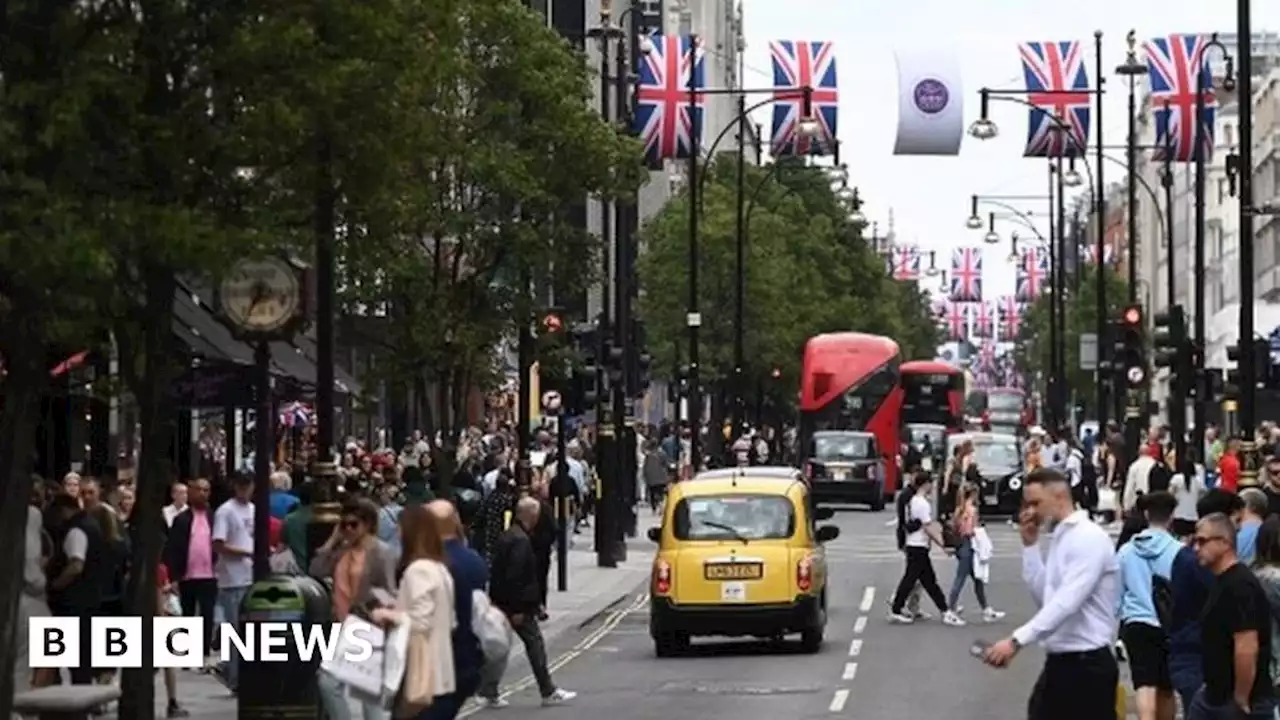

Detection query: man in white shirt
(983, 467), (1120, 720)
(887, 472), (964, 627)
(212, 474), (256, 693)
(163, 481), (187, 527)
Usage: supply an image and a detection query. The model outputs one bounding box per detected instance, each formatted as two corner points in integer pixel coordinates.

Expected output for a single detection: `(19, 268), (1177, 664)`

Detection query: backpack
(1150, 573), (1174, 630)
(1147, 462), (1172, 494)
(471, 589), (512, 661)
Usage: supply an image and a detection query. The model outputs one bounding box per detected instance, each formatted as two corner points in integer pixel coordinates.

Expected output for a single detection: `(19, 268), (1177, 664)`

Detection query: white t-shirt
(212, 499), (255, 589)
(163, 503), (185, 527)
(905, 494), (933, 548)
(63, 527), (87, 562)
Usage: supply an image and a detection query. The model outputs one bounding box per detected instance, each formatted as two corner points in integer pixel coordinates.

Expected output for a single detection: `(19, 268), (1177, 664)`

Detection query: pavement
(90, 510), (660, 719)
(478, 509), (1146, 720)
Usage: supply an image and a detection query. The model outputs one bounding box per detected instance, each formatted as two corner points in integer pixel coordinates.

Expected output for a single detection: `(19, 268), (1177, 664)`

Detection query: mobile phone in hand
(969, 640), (991, 659)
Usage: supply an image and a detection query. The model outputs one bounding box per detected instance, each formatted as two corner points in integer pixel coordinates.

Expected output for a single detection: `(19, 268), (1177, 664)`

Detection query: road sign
(1079, 333), (1098, 371)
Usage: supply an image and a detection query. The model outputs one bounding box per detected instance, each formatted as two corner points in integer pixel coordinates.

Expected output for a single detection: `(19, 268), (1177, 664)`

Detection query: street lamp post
(1161, 104), (1175, 321)
(1116, 31), (1146, 305)
(1237, 0), (1260, 481)
(1055, 155), (1068, 426)
(1093, 30), (1108, 434)
(1192, 34), (1234, 459)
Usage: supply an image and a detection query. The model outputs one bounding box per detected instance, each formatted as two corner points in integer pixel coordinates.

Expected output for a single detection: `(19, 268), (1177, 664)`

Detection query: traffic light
(567, 323), (600, 415)
(1152, 305), (1185, 372)
(1226, 338), (1272, 391)
(1119, 304), (1147, 390)
(627, 318), (651, 397)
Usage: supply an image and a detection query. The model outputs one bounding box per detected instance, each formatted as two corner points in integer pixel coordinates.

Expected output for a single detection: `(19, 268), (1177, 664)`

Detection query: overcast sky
(741, 1), (1280, 301)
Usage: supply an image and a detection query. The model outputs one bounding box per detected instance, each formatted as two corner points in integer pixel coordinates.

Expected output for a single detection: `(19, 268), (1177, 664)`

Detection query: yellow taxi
(645, 467), (839, 657)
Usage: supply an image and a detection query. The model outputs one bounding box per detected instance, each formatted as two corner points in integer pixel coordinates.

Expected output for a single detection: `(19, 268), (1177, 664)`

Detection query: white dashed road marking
(848, 638), (862, 657)
(859, 586), (875, 612)
(842, 662), (858, 680)
(853, 616), (867, 634)
(829, 689), (850, 712)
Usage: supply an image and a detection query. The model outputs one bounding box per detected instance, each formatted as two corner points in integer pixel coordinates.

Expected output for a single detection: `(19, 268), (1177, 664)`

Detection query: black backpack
(1151, 573), (1174, 630)
(1147, 462), (1172, 494)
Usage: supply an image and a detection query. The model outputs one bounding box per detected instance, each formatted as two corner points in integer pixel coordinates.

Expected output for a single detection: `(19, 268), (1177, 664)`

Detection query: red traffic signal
(1121, 304), (1142, 327)
(541, 313), (563, 333)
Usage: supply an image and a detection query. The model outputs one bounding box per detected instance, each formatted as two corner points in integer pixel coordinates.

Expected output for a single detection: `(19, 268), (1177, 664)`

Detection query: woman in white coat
(372, 504), (456, 714)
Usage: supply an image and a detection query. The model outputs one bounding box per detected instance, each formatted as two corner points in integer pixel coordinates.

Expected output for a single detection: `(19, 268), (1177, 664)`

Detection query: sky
(741, 0), (1280, 301)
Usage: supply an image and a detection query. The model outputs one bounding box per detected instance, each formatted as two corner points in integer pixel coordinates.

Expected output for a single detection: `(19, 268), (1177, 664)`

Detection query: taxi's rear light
(654, 560), (672, 594)
(796, 556), (813, 592)
(867, 463), (879, 482)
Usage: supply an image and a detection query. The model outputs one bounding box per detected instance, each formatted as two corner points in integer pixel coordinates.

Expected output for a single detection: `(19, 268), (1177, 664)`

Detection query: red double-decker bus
(799, 333), (902, 510)
(899, 360), (966, 432)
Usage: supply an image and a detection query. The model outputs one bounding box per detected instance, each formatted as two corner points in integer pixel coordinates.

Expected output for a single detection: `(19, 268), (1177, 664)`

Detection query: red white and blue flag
(279, 402), (312, 428)
(972, 301), (995, 338)
(1015, 247), (1048, 300)
(975, 343), (997, 373)
(946, 301), (970, 340)
(1017, 41), (1091, 158)
(999, 296), (1024, 338)
(769, 40), (838, 156)
(634, 35), (706, 166)
(891, 245), (920, 281)
(1145, 34), (1217, 163)
(949, 247), (983, 302)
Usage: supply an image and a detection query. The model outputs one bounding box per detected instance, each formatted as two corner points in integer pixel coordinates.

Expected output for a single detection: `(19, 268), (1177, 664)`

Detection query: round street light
(848, 208), (867, 227)
(968, 117), (998, 140)
(925, 263), (940, 277)
(983, 229), (1001, 244)
(798, 116), (822, 138)
(1063, 167), (1084, 187)
(638, 34), (656, 54)
(965, 215), (984, 230)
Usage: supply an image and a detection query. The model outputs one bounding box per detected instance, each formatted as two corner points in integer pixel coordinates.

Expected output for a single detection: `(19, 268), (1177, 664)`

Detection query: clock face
(219, 257), (301, 334)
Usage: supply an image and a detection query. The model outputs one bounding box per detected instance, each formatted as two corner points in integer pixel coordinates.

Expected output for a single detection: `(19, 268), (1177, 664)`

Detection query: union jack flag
(975, 343), (997, 372)
(999, 296), (1024, 338)
(279, 401), (312, 428)
(973, 301), (995, 338)
(949, 247), (983, 302)
(633, 35), (705, 166)
(1016, 247), (1048, 300)
(945, 302), (970, 340)
(769, 40), (838, 156)
(1017, 41), (1092, 158)
(891, 246), (920, 281)
(1145, 34), (1217, 163)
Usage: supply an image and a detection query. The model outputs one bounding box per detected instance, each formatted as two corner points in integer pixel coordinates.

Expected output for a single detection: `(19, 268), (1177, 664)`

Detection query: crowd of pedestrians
(10, 416), (702, 718)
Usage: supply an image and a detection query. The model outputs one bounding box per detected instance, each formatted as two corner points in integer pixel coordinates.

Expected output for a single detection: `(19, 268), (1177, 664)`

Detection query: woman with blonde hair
(371, 504), (456, 714)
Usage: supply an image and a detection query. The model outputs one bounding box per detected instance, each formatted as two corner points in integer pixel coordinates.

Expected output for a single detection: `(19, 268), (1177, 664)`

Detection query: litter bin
(237, 575), (331, 720)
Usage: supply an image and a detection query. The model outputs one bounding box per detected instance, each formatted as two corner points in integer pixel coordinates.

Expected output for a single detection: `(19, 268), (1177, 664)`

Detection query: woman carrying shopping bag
(313, 498), (398, 720)
(371, 503), (457, 717)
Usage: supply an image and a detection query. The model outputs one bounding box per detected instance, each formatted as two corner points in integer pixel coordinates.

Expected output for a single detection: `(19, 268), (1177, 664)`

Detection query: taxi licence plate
(704, 563), (763, 580)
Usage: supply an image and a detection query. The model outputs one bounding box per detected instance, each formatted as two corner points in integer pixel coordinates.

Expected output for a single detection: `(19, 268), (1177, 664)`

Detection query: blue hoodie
(1116, 527), (1182, 626)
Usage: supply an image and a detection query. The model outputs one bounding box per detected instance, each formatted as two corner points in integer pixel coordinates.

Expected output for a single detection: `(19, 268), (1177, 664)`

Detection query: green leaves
(1015, 264), (1128, 416)
(638, 157), (941, 399)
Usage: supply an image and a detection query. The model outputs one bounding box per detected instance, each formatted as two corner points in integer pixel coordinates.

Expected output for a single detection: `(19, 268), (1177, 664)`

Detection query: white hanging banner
(893, 47), (964, 156)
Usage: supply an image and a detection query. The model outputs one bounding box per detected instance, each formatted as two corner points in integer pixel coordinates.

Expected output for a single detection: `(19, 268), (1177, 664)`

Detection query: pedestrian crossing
(829, 520), (1124, 563)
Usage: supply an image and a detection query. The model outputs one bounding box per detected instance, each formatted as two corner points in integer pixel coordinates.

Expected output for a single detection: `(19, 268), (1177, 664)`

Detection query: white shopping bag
(320, 615), (388, 700)
(381, 616), (410, 702)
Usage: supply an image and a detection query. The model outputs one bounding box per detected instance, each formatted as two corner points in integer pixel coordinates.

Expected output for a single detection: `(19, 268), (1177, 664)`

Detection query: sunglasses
(1191, 535), (1227, 548)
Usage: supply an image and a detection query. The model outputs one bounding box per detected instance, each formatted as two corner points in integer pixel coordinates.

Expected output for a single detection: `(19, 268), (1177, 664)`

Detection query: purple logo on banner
(912, 79), (949, 115)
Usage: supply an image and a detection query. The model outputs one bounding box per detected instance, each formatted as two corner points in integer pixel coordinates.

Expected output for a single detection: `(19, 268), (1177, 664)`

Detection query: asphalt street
(476, 509), (1137, 720)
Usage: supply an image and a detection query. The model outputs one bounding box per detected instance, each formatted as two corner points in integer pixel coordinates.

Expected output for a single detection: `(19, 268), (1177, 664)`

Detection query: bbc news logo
(29, 617), (378, 669)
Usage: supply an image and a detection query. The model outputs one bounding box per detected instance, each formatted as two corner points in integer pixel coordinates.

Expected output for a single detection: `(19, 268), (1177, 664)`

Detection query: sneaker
(942, 610), (966, 627)
(887, 611), (915, 624)
(542, 689), (576, 706)
(953, 604), (965, 615)
(166, 702), (190, 718)
(477, 697), (509, 709)
(982, 607), (1006, 622)
(909, 609), (932, 621)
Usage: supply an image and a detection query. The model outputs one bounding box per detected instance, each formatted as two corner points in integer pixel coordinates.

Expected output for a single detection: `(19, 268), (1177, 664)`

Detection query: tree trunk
(117, 271), (179, 720)
(434, 369), (455, 500)
(0, 338), (49, 719)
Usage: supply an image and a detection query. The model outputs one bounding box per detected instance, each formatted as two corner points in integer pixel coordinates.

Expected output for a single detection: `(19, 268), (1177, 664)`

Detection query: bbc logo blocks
(29, 616), (206, 669)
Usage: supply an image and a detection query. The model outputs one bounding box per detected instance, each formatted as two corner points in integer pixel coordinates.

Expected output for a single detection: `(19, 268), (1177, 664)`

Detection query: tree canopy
(638, 157), (941, 394)
(1015, 264), (1128, 417)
